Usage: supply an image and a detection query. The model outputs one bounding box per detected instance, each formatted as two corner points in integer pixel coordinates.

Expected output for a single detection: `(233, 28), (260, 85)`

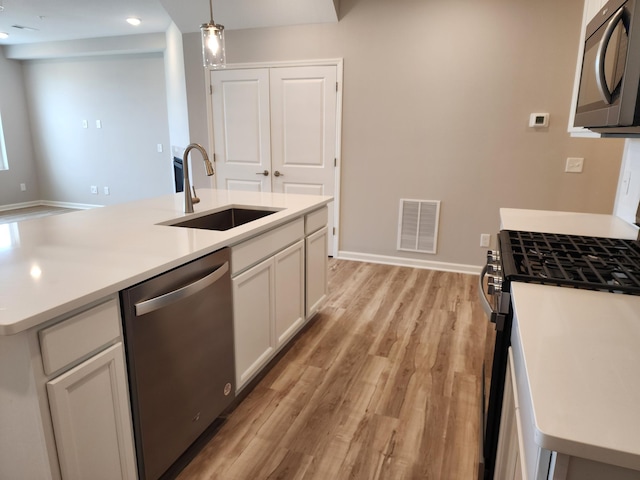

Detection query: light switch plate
(565, 157), (584, 173)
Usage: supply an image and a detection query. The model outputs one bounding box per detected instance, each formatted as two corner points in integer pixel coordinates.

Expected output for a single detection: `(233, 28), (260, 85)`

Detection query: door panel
(224, 178), (263, 192)
(210, 65), (338, 255)
(269, 66), (337, 188)
(281, 183), (325, 196)
(212, 69), (271, 192)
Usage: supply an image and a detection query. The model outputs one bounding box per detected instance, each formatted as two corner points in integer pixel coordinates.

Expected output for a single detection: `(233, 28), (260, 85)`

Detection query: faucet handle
(191, 186), (201, 204)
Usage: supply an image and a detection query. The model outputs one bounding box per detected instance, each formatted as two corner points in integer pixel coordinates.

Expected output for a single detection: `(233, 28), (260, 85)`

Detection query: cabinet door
(306, 226), (328, 318)
(275, 240), (305, 347)
(494, 348), (524, 480)
(233, 258), (276, 390)
(47, 343), (136, 480)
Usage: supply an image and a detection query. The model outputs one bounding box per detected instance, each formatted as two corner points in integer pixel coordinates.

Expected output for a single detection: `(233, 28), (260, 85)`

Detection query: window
(0, 111), (7, 170)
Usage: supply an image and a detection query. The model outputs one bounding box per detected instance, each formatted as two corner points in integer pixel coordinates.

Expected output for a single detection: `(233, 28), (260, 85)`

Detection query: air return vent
(397, 199), (440, 254)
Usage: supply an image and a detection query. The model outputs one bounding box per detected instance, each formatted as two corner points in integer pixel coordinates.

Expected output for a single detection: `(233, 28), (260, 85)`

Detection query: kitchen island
(497, 208), (640, 479)
(0, 189), (331, 480)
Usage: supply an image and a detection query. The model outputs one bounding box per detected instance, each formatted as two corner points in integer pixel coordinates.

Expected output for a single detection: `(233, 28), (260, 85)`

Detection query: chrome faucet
(182, 143), (214, 213)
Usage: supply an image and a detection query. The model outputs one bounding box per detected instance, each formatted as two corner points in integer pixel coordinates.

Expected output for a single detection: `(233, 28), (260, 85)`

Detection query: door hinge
(334, 158), (337, 167)
(213, 153), (216, 162)
(336, 81), (339, 92)
(209, 84), (213, 95)
(333, 227), (336, 235)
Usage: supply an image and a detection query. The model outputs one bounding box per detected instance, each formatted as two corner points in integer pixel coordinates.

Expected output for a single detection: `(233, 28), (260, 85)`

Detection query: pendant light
(201, 0), (225, 68)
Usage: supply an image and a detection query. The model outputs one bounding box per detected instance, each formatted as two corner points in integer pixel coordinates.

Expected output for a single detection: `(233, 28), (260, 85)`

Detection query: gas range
(495, 230), (640, 295)
(479, 228), (640, 479)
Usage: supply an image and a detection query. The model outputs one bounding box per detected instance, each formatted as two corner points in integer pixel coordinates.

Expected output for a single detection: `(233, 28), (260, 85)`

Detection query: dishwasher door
(121, 248), (234, 480)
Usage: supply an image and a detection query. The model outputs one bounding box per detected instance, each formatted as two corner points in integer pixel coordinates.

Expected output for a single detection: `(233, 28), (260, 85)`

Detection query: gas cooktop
(498, 230), (640, 295)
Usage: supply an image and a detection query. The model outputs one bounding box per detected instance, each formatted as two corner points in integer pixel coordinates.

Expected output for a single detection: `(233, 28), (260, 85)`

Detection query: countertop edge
(0, 192), (332, 336)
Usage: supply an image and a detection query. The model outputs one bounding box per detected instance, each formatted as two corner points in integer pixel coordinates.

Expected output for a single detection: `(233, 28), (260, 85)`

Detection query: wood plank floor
(177, 259), (493, 480)
(0, 205), (78, 224)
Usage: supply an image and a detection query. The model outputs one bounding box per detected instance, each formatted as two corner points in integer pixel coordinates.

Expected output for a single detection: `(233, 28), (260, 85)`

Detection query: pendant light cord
(209, 0), (214, 24)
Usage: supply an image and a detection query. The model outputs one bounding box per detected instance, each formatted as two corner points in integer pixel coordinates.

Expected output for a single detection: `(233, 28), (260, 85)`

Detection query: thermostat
(529, 113), (549, 128)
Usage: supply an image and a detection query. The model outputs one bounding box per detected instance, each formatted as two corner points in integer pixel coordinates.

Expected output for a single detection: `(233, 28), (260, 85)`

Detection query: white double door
(210, 65), (338, 255)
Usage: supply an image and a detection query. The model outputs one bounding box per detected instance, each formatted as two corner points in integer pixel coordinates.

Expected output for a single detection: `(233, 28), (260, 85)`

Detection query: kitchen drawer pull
(134, 262), (229, 316)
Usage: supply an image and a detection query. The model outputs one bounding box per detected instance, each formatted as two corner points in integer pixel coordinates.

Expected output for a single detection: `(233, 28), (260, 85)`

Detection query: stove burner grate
(499, 230), (640, 295)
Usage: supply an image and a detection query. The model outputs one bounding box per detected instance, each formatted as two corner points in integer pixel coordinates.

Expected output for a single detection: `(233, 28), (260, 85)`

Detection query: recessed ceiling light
(126, 17), (141, 26)
(0, 33), (8, 39)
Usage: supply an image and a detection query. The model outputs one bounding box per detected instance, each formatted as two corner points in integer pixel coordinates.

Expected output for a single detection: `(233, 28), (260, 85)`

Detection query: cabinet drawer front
(305, 206), (328, 235)
(231, 218), (304, 276)
(39, 298), (121, 375)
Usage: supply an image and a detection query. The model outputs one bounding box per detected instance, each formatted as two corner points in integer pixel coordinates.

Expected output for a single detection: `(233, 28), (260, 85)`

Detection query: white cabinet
(0, 297), (137, 480)
(494, 348), (525, 480)
(306, 226), (329, 318)
(232, 208), (329, 392)
(568, 0), (607, 137)
(47, 343), (137, 480)
(43, 298), (137, 480)
(233, 240), (305, 390)
(232, 217), (307, 391)
(274, 241), (306, 347)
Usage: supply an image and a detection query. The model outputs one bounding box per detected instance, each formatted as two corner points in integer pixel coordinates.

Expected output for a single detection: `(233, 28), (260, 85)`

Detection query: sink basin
(168, 208), (277, 231)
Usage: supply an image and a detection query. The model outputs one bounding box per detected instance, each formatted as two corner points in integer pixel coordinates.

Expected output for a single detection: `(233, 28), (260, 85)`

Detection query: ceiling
(0, 0), (338, 46)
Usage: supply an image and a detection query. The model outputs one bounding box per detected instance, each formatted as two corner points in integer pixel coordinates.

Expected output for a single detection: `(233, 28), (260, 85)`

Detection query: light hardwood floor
(177, 259), (493, 480)
(0, 205), (78, 224)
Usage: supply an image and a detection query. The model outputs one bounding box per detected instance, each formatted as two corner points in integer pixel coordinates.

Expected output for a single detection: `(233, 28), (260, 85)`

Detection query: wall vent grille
(397, 199), (440, 254)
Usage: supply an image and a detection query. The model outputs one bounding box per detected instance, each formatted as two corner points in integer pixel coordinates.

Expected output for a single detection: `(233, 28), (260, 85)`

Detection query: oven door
(478, 265), (512, 480)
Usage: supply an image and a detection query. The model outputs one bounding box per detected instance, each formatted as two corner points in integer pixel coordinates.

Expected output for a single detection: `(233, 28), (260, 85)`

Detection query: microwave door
(596, 6), (626, 105)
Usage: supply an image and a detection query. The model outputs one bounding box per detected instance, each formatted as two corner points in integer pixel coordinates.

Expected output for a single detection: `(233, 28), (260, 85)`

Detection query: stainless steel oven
(478, 230), (640, 480)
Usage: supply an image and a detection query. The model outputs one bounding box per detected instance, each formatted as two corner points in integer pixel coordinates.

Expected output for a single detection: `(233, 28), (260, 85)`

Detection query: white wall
(181, 0), (626, 267)
(21, 53), (173, 206)
(0, 48), (41, 206)
(614, 140), (640, 225)
(164, 24), (191, 157)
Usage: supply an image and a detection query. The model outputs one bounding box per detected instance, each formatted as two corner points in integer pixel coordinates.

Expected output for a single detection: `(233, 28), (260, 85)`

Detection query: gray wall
(184, 0), (625, 267)
(21, 53), (173, 205)
(0, 48), (40, 206)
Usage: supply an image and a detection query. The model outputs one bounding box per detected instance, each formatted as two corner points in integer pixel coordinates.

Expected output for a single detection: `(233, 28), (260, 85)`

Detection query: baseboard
(0, 200), (103, 212)
(336, 250), (482, 275)
(0, 201), (41, 212)
(40, 200), (103, 210)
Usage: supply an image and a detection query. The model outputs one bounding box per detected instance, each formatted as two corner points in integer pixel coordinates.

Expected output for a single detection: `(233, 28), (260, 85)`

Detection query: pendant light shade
(201, 0), (225, 68)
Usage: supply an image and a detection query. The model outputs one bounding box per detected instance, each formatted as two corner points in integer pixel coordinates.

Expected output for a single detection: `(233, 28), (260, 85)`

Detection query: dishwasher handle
(134, 261), (229, 316)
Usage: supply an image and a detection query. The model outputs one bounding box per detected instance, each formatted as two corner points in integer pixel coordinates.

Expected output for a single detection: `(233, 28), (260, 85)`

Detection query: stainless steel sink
(168, 208), (278, 231)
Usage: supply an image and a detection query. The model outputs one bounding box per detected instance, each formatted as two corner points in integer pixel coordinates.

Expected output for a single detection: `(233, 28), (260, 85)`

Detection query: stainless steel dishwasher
(120, 247), (234, 480)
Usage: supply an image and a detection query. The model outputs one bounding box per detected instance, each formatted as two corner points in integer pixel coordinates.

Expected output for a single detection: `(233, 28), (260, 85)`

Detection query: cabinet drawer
(39, 298), (121, 375)
(305, 206), (328, 235)
(231, 218), (304, 276)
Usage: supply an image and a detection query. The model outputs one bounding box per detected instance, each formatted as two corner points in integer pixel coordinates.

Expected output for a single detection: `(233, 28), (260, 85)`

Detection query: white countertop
(0, 190), (332, 335)
(501, 209), (640, 470)
(500, 208), (639, 239)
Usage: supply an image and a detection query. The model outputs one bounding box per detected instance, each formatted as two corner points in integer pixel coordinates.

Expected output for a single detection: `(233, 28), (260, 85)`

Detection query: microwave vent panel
(397, 199), (440, 254)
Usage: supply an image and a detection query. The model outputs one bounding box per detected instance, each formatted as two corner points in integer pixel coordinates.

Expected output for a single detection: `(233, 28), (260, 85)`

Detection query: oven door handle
(478, 265), (495, 318)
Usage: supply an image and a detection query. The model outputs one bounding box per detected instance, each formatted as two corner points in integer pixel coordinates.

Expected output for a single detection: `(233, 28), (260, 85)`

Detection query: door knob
(274, 170), (284, 177)
(256, 170), (269, 176)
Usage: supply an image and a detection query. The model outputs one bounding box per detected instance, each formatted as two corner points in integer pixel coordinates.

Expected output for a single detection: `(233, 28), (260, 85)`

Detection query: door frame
(204, 58), (343, 257)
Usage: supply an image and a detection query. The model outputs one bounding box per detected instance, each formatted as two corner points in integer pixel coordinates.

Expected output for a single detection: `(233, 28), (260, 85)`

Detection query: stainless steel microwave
(574, 0), (640, 135)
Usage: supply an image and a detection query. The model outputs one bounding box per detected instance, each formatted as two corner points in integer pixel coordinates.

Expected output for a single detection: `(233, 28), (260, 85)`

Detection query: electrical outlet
(480, 233), (491, 248)
(103, 186), (110, 195)
(157, 143), (163, 153)
(20, 183), (26, 192)
(90, 185), (98, 194)
(82, 119), (88, 129)
(565, 157), (584, 173)
(96, 120), (102, 129)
